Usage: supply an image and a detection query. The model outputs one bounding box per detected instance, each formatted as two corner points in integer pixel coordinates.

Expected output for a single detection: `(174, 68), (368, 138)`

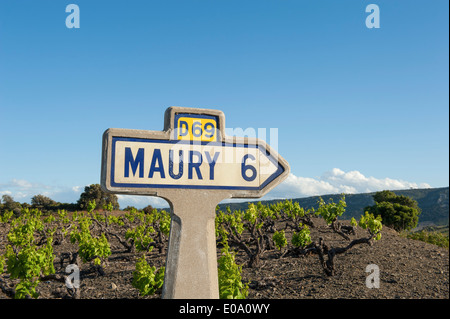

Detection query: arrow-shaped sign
(101, 107), (289, 199)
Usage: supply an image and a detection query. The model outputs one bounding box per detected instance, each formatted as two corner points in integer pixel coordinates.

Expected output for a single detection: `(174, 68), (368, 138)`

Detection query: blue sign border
(110, 137), (284, 191)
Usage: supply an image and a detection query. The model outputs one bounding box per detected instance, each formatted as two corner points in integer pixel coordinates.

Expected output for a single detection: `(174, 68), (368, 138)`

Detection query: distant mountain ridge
(218, 187), (449, 227)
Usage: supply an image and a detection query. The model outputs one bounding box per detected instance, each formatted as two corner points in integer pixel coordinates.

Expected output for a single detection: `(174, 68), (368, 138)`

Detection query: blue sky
(0, 0), (448, 208)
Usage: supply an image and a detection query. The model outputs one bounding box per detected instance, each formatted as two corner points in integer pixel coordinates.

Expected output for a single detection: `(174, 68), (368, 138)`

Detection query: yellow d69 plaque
(175, 113), (218, 142)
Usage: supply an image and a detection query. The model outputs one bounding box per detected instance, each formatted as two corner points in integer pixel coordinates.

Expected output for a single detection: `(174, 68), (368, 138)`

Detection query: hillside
(241, 218), (449, 299)
(218, 187), (449, 227)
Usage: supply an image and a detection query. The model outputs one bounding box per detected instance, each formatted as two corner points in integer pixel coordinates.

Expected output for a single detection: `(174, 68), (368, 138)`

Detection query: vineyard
(0, 196), (448, 299)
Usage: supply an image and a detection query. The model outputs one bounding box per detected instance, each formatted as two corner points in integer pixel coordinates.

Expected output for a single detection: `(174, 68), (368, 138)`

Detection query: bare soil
(0, 216), (448, 300)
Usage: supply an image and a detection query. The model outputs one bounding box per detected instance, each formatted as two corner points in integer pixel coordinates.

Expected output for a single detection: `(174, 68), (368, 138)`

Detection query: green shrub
(407, 230), (449, 248)
(365, 190), (420, 231)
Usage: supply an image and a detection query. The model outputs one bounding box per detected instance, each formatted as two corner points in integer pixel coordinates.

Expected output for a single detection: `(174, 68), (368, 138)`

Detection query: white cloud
(267, 168), (432, 200)
(10, 179), (33, 188)
(0, 179), (170, 209)
(116, 194), (169, 209)
(72, 186), (83, 193)
(0, 179), (83, 204)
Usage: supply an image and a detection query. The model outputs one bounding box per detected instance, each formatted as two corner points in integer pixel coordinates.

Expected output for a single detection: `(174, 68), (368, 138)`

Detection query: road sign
(101, 106), (290, 298)
(102, 107), (288, 198)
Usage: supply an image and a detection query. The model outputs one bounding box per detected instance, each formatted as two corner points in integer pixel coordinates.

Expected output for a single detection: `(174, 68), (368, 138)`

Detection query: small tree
(1, 195), (22, 215)
(366, 190), (420, 231)
(77, 184), (119, 211)
(31, 195), (57, 213)
(142, 205), (154, 215)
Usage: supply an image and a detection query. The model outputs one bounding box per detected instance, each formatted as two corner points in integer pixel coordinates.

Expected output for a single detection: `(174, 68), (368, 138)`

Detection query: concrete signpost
(101, 106), (289, 298)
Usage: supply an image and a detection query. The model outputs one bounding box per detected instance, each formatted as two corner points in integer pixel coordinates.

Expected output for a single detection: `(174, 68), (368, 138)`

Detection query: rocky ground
(0, 217), (448, 300)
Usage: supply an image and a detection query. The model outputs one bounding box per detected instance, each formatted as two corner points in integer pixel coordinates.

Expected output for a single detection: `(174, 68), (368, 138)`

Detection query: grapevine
(1, 208), (55, 298)
(132, 255), (165, 296)
(0, 194), (385, 298)
(217, 240), (249, 299)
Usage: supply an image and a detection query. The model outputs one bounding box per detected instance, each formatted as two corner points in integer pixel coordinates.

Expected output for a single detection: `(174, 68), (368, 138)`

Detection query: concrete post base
(160, 189), (229, 299)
